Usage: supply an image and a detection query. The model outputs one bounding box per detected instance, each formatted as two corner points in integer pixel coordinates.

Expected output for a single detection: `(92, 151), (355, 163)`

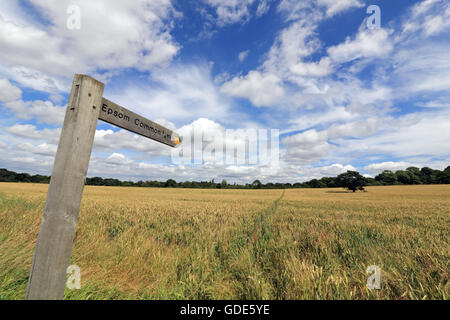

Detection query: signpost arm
(26, 74), (104, 300)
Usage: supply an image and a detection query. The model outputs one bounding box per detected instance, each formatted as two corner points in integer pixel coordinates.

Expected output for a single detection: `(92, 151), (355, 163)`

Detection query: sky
(0, 0), (449, 183)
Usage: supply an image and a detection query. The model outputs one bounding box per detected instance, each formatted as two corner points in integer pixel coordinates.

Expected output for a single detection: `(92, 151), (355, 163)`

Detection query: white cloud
(26, 100), (65, 125)
(290, 57), (333, 77)
(106, 64), (232, 124)
(220, 17), (325, 108)
(416, 100), (450, 109)
(271, 163), (357, 183)
(219, 1), (392, 113)
(277, 0), (363, 22)
(0, 66), (70, 94)
(0, 0), (180, 92)
(220, 71), (284, 107)
(327, 118), (381, 139)
(328, 29), (394, 63)
(286, 107), (356, 133)
(203, 0), (255, 26)
(282, 116), (386, 164)
(277, 1), (315, 22)
(213, 72), (232, 84)
(94, 129), (170, 157)
(364, 161), (414, 174)
(0, 78), (22, 102)
(3, 124), (61, 143)
(220, 4), (378, 109)
(175, 118), (248, 164)
(16, 142), (57, 157)
(6, 156), (54, 170)
(317, 0), (364, 17)
(282, 107), (450, 169)
(424, 14), (450, 36)
(264, 21), (321, 75)
(0, 79), (65, 125)
(315, 163), (357, 175)
(401, 0), (450, 38)
(336, 109), (450, 159)
(256, 0), (274, 17)
(238, 50), (250, 62)
(282, 129), (331, 163)
(391, 43), (450, 96)
(105, 153), (134, 166)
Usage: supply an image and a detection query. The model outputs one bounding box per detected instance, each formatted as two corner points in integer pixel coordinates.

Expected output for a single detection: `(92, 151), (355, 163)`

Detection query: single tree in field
(336, 171), (368, 192)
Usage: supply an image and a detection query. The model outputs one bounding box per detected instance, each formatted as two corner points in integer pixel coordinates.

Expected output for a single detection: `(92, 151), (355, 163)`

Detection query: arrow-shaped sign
(100, 98), (181, 148)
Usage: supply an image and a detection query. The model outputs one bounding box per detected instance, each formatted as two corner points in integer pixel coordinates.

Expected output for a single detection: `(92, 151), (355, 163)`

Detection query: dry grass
(0, 183), (448, 299)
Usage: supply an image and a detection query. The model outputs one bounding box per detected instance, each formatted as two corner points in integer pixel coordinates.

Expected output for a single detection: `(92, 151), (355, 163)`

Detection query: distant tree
(87, 177), (105, 186)
(252, 179), (262, 189)
(406, 167), (423, 184)
(0, 169), (15, 182)
(165, 179), (177, 188)
(16, 173), (31, 182)
(190, 181), (200, 188)
(336, 171), (367, 192)
(307, 179), (327, 188)
(146, 180), (161, 187)
(375, 170), (397, 185)
(420, 167), (438, 184)
(221, 179), (228, 188)
(366, 177), (381, 186)
(103, 178), (121, 186)
(441, 166), (450, 184)
(395, 170), (412, 185)
(320, 177), (337, 188)
(2, 165), (450, 189)
(30, 174), (50, 184)
(406, 166), (421, 175)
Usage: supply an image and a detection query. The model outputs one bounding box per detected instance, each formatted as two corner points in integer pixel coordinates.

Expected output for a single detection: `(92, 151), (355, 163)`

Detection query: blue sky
(0, 0), (449, 183)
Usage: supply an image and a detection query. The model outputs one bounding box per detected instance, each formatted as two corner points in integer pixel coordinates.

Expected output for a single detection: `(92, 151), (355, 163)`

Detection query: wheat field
(0, 182), (448, 300)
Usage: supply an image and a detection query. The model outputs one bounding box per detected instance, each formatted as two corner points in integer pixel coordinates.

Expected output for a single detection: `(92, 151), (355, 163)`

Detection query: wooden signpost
(25, 74), (181, 300)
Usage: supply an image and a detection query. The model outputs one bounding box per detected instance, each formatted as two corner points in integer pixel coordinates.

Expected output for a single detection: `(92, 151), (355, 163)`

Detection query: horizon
(2, 165), (449, 187)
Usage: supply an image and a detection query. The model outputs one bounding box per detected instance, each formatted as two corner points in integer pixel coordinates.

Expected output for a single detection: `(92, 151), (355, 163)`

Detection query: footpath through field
(218, 190), (286, 299)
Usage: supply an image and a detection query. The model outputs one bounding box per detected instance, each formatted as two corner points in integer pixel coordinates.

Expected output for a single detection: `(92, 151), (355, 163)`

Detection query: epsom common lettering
(100, 104), (172, 141)
(101, 104), (130, 122)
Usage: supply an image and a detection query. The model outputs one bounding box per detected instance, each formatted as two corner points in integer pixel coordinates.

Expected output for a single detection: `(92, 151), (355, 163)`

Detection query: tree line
(1, 166), (449, 189)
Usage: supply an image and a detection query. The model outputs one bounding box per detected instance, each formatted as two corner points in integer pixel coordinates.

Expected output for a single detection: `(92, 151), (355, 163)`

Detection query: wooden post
(26, 74), (104, 300)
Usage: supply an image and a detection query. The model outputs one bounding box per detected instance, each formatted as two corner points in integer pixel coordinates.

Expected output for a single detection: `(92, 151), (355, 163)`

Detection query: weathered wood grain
(26, 74), (104, 300)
